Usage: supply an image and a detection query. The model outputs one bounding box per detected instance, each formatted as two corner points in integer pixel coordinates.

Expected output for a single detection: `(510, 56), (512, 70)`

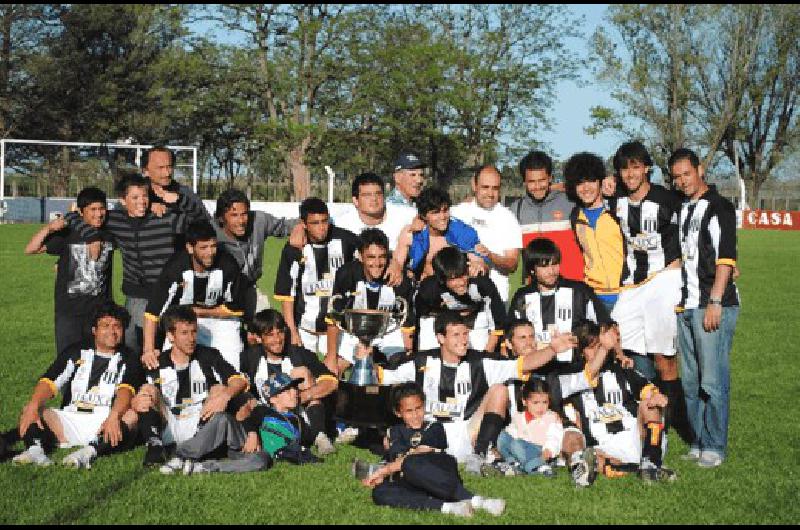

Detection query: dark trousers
(372, 452), (472, 511)
(55, 312), (92, 355)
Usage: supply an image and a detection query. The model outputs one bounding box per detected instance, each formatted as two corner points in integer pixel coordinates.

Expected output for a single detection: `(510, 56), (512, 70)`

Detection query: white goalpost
(0, 138), (199, 207)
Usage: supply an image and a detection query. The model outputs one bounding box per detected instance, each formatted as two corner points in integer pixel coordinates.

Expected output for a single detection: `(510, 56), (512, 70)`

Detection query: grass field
(0, 225), (798, 524)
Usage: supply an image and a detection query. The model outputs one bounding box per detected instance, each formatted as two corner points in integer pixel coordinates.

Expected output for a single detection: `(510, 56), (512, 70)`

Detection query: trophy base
(335, 382), (399, 428)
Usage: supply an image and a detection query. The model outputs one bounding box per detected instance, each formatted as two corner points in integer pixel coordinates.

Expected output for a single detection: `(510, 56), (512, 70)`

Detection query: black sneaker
(143, 443), (168, 467)
(640, 465), (677, 484)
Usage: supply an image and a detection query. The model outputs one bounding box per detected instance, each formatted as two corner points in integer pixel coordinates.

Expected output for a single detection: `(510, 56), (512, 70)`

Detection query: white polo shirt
(333, 203), (417, 251)
(451, 199), (523, 302)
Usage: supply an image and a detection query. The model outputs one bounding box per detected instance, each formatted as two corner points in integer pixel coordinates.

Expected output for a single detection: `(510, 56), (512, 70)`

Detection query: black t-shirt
(385, 421), (448, 462)
(415, 274), (507, 331)
(44, 227), (114, 316)
(239, 343), (335, 404)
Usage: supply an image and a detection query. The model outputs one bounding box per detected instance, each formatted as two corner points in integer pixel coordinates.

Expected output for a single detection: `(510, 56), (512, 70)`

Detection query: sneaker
(352, 458), (383, 480)
(681, 447), (701, 461)
(480, 460), (522, 477)
(314, 432), (336, 456)
(62, 446), (97, 469)
(464, 453), (488, 475)
(143, 443), (168, 467)
(698, 451), (724, 468)
(471, 496), (506, 516)
(188, 461), (213, 474)
(12, 444), (52, 467)
(182, 458), (197, 475)
(640, 466), (678, 484)
(159, 456), (184, 475)
(441, 500), (474, 518)
(570, 447), (597, 488)
(335, 426), (359, 445)
(533, 464), (556, 478)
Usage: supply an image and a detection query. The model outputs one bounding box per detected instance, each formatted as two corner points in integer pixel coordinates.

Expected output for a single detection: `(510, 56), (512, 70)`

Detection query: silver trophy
(328, 295), (408, 385)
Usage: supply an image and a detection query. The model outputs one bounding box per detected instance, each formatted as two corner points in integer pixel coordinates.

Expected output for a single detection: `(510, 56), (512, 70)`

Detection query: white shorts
(53, 407), (109, 448)
(300, 328), (341, 355)
(612, 268), (681, 356)
(589, 415), (641, 464)
(163, 317), (243, 370)
(418, 317), (490, 352)
(338, 328), (406, 365)
(441, 415), (483, 462)
(163, 409), (202, 446)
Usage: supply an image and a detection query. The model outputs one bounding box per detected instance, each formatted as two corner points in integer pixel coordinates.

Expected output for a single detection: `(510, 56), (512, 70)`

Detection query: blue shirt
(581, 206), (605, 229)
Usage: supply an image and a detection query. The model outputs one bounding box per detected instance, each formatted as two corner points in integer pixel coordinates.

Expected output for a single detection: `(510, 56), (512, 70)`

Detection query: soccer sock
(138, 409), (163, 446)
(473, 413), (505, 457)
(93, 423), (136, 456)
(641, 422), (665, 468)
(22, 424), (57, 452)
(2, 428), (21, 447)
(305, 403), (326, 440)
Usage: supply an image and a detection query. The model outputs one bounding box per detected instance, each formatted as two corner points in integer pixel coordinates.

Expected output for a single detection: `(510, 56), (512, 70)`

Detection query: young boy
(360, 383), (505, 518)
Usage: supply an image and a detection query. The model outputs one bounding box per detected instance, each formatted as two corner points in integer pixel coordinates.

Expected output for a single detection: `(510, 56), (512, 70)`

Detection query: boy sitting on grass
(359, 383), (506, 518)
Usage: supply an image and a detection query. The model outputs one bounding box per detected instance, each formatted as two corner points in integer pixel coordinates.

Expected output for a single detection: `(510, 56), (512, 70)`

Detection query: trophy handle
(327, 294), (344, 330)
(385, 296), (408, 336)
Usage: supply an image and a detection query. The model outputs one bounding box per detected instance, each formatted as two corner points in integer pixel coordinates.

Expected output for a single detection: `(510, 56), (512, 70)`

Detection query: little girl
(497, 378), (563, 477)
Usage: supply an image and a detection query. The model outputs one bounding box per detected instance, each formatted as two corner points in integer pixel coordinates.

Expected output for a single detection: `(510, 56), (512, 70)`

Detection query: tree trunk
(287, 147), (310, 201)
(751, 176), (764, 210)
(52, 146), (71, 197)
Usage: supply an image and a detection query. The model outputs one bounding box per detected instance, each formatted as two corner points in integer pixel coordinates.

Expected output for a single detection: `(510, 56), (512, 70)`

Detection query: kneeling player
(549, 320), (676, 483)
(361, 383), (505, 518)
(133, 305), (268, 474)
(5, 302), (142, 468)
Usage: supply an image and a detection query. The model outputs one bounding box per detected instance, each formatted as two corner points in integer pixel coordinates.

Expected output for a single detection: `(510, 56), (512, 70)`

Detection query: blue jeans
(497, 430), (546, 473)
(677, 306), (739, 457)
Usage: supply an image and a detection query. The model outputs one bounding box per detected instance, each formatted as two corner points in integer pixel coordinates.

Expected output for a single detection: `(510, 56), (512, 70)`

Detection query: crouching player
(5, 302), (143, 468)
(549, 320), (676, 483)
(361, 383), (506, 518)
(133, 305), (269, 474)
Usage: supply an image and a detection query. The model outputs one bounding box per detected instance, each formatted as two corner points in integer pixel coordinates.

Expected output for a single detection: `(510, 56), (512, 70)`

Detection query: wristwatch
(708, 297), (722, 305)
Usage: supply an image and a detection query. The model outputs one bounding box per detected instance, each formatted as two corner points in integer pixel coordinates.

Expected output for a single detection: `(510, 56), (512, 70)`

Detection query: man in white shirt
(451, 166), (523, 302)
(333, 172), (417, 252)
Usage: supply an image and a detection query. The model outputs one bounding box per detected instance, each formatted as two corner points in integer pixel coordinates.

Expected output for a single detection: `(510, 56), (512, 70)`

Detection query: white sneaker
(681, 447), (701, 461)
(464, 453), (488, 475)
(441, 500), (474, 518)
(12, 444), (52, 467)
(471, 496), (506, 516)
(314, 433), (336, 456)
(335, 427), (359, 445)
(62, 446), (97, 469)
(159, 456), (184, 475)
(698, 451), (724, 468)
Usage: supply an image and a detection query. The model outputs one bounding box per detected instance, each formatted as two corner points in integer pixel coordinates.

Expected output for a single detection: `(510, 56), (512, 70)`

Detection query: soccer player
(63, 173), (207, 353)
(6, 302), (143, 468)
(374, 311), (571, 463)
(326, 228), (416, 374)
(274, 198), (360, 354)
(511, 150), (583, 282)
(608, 141), (688, 435)
(133, 305), (265, 473)
(361, 383), (506, 518)
(415, 247), (506, 353)
(24, 187), (113, 356)
(548, 320), (676, 483)
(451, 165), (523, 302)
(213, 188), (302, 320)
(564, 152), (625, 311)
(141, 220), (245, 371)
(387, 152), (427, 207)
(509, 238), (612, 372)
(239, 309), (339, 455)
(670, 147), (740, 468)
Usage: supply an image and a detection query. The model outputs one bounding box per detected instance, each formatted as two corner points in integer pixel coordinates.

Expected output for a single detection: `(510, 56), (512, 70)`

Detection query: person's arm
(480, 276), (507, 353)
(18, 380), (55, 437)
(274, 245), (302, 345)
(704, 202), (738, 332)
(298, 350), (339, 404)
(388, 224), (414, 277)
(518, 332), (577, 373)
(200, 369), (248, 421)
(704, 264), (733, 332)
(25, 218), (67, 255)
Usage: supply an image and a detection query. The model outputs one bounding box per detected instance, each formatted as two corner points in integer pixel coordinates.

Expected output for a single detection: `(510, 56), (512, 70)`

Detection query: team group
(2, 142), (739, 518)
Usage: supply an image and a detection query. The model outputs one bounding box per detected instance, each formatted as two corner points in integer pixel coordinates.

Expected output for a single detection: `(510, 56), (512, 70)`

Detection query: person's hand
(599, 326), (620, 350)
(354, 342), (372, 361)
(98, 413), (123, 447)
(383, 261), (402, 287)
(542, 449), (554, 461)
(703, 304), (722, 332)
(47, 217), (67, 233)
(289, 329), (302, 347)
(617, 353), (634, 369)
(602, 175), (617, 197)
(242, 432), (260, 454)
(18, 402), (43, 436)
(549, 331), (577, 353)
(246, 331), (261, 346)
(200, 390), (230, 421)
(474, 244), (490, 257)
(732, 265), (741, 281)
(151, 203), (168, 217)
(141, 349), (160, 370)
(409, 216), (425, 233)
(289, 223), (307, 249)
(362, 468), (386, 488)
(467, 253), (488, 276)
(131, 386), (156, 413)
(161, 191), (179, 204)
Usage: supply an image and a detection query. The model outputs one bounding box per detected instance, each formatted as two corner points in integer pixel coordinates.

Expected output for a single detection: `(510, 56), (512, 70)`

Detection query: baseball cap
(267, 373), (304, 396)
(394, 152), (426, 171)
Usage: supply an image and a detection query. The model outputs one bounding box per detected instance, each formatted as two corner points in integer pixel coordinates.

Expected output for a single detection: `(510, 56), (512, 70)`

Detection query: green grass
(0, 225), (797, 524)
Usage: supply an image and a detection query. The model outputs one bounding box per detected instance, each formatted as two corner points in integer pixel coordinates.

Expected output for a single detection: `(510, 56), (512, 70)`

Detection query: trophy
(328, 295), (408, 385)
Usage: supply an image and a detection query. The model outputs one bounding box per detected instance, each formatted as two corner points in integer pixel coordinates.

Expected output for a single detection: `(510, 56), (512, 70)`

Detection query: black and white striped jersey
(609, 185), (682, 285)
(238, 344), (336, 404)
(144, 250), (245, 321)
(415, 274), (507, 334)
(328, 261), (416, 330)
(678, 186), (739, 309)
(379, 349), (525, 422)
(146, 345), (246, 416)
(274, 226), (360, 333)
(508, 278), (611, 368)
(40, 343), (143, 411)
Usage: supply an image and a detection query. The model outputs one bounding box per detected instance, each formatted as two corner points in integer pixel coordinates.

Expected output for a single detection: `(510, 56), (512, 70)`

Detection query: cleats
(62, 446), (97, 469)
(12, 444), (52, 467)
